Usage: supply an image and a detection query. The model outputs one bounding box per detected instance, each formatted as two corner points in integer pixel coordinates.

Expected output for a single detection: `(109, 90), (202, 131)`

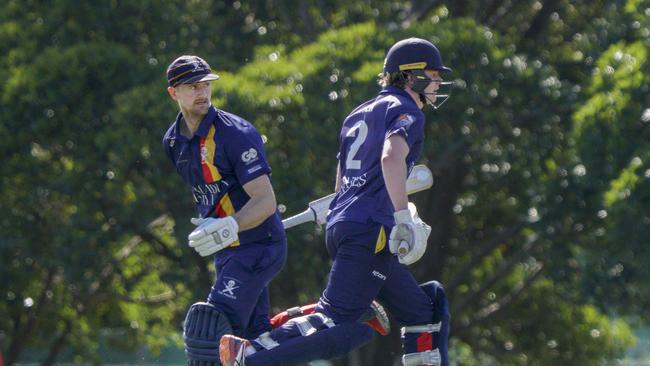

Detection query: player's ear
(404, 72), (416, 89)
(167, 86), (177, 100)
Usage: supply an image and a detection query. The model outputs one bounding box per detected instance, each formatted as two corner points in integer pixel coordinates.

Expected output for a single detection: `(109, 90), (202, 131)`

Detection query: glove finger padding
(392, 203), (432, 265)
(398, 220), (430, 265)
(190, 217), (208, 226)
(188, 234), (215, 248)
(389, 223), (415, 254)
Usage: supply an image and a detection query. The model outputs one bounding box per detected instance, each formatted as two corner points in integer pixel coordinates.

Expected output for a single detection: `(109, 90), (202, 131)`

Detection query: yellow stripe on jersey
(200, 125), (221, 182)
(375, 226), (386, 254)
(218, 194), (236, 216)
(217, 194), (239, 247)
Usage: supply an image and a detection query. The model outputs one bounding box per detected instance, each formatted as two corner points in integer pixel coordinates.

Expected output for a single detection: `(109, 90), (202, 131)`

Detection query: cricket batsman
(219, 38), (453, 366)
(162, 55), (288, 365)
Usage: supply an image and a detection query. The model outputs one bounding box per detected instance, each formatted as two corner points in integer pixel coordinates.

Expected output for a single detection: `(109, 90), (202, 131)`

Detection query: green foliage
(569, 35), (650, 317)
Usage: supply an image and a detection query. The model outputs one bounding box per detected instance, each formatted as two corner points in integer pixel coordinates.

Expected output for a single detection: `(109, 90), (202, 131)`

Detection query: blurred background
(1, 0), (649, 365)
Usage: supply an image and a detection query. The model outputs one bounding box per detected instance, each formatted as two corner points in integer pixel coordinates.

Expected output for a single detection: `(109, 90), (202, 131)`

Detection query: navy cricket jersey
(162, 105), (285, 246)
(327, 86), (425, 228)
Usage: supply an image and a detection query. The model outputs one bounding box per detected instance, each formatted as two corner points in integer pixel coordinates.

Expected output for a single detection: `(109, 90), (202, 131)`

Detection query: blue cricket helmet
(383, 38), (451, 74)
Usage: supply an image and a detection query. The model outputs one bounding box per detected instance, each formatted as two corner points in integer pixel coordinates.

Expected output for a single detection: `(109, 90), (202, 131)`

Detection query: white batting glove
(188, 216), (239, 257)
(389, 203), (431, 265)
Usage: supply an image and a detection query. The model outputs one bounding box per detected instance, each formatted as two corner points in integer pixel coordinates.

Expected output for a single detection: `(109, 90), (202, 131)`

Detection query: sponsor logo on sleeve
(241, 148), (259, 164)
(397, 114), (415, 127)
(247, 165), (262, 174)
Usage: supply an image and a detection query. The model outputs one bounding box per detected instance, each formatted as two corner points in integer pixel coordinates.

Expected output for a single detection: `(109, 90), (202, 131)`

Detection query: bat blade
(406, 164), (433, 194)
(282, 164), (433, 229)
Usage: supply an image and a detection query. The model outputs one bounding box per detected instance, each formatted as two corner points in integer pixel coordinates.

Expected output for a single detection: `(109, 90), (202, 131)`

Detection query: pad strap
(286, 306), (304, 317)
(293, 316), (317, 336)
(287, 313), (335, 336)
(401, 322), (441, 335)
(255, 331), (280, 350)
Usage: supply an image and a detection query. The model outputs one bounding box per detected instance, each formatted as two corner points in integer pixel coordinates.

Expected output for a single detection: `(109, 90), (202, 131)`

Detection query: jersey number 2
(345, 121), (368, 169)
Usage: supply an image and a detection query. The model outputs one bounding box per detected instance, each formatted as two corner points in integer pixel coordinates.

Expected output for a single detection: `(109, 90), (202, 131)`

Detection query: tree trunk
(41, 320), (72, 366)
(523, 0), (561, 40)
(6, 268), (55, 365)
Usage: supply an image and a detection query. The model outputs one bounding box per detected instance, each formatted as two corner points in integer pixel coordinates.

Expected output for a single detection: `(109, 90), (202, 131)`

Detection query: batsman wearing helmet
(219, 38), (452, 366)
(162, 55), (287, 366)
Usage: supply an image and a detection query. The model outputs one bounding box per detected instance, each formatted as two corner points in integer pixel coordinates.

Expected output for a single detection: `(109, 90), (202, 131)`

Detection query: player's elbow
(381, 150), (403, 170)
(263, 193), (277, 218)
(382, 135), (409, 164)
(251, 189), (277, 220)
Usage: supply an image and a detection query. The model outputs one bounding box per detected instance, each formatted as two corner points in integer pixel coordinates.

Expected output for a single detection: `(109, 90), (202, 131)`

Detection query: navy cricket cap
(383, 38), (451, 74)
(167, 55), (220, 87)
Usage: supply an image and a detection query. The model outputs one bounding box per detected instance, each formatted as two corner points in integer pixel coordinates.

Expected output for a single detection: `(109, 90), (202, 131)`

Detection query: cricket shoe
(360, 300), (391, 336)
(219, 334), (248, 366)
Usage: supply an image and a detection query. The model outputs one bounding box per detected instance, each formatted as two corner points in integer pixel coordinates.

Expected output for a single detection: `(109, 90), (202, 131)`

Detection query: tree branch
(447, 224), (523, 295)
(405, 0), (444, 23)
(451, 235), (539, 315)
(471, 262), (544, 325)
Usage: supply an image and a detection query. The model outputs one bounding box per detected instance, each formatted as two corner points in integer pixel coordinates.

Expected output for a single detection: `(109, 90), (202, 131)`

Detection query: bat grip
(282, 209), (314, 229)
(398, 240), (410, 255)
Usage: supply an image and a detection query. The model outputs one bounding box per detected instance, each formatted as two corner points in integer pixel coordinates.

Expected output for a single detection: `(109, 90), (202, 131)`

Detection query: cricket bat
(282, 164), (434, 229)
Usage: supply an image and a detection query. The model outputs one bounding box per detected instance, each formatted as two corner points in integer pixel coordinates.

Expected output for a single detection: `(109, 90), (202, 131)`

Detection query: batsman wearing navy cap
(162, 55), (287, 366)
(219, 38), (453, 366)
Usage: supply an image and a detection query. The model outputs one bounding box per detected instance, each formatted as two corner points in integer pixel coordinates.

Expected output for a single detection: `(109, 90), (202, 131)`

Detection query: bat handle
(282, 209), (312, 229)
(398, 240), (410, 255)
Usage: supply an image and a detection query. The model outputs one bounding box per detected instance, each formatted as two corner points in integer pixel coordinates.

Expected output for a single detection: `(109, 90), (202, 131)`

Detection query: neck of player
(180, 109), (204, 138)
(404, 86), (424, 109)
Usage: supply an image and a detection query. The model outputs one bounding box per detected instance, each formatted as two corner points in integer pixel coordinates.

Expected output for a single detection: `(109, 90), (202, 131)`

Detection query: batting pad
(183, 302), (232, 365)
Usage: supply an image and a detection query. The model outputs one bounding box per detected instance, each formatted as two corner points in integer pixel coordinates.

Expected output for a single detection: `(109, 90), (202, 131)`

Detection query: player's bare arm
(381, 134), (410, 212)
(234, 174), (277, 231)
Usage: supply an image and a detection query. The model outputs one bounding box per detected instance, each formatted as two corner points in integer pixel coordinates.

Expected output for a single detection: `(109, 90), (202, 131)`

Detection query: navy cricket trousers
(208, 236), (287, 339)
(245, 220), (435, 365)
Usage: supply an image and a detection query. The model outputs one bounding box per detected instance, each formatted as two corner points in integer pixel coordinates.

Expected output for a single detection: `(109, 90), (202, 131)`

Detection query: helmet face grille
(404, 69), (453, 109)
(422, 81), (453, 110)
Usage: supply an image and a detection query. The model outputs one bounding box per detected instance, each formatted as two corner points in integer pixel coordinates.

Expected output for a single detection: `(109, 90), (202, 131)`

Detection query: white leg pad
(402, 349), (441, 366)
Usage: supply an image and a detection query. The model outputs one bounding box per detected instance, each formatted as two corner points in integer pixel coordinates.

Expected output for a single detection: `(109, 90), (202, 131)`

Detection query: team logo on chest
(200, 145), (209, 162)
